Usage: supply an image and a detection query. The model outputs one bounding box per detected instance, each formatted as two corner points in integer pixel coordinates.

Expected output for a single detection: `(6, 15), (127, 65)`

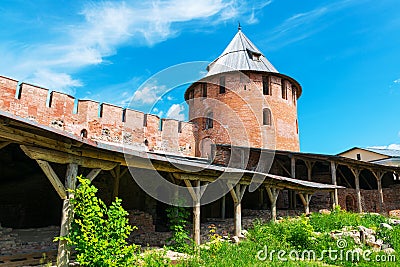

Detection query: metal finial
(238, 22), (241, 31)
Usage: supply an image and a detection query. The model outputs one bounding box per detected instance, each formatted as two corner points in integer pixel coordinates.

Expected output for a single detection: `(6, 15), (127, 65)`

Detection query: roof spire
(238, 21), (241, 31)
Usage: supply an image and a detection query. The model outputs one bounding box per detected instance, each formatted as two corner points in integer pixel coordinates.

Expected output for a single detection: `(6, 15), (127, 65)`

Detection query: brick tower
(185, 28), (302, 157)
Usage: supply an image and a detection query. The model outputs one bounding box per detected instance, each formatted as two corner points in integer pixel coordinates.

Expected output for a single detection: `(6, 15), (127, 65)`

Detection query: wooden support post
(221, 195), (226, 219)
(36, 160), (67, 199)
(372, 171), (385, 213)
(184, 179), (208, 246)
(298, 193), (313, 214)
(87, 168), (102, 182)
(290, 157), (296, 209)
(330, 161), (339, 207)
(229, 184), (247, 237)
(330, 191), (335, 209)
(304, 160), (315, 181)
(111, 165), (121, 200)
(266, 187), (280, 222)
(291, 157), (296, 179)
(350, 168), (362, 213)
(58, 163), (78, 267)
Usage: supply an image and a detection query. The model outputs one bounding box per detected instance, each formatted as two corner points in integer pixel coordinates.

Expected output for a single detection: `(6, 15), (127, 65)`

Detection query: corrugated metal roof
(363, 147), (400, 158)
(206, 30), (278, 76)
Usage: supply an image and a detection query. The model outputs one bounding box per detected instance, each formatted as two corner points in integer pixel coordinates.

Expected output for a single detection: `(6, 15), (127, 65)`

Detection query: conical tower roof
(207, 29), (278, 76)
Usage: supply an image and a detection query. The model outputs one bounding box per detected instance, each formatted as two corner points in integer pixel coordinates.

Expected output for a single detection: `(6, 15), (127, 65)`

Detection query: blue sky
(0, 0), (399, 154)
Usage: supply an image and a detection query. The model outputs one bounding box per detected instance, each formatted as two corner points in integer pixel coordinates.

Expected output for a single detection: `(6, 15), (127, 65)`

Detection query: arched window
(205, 112), (213, 129)
(80, 129), (88, 138)
(263, 108), (271, 126)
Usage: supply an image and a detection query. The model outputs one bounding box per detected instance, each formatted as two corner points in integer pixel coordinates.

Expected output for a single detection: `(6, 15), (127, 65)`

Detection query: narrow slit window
(178, 121), (182, 133)
(159, 119), (163, 131)
(205, 112), (213, 129)
(281, 79), (287, 100)
(143, 114), (148, 127)
(263, 108), (271, 126)
(292, 86), (297, 105)
(122, 109), (126, 122)
(262, 76), (270, 95)
(202, 83), (207, 98)
(219, 76), (226, 94)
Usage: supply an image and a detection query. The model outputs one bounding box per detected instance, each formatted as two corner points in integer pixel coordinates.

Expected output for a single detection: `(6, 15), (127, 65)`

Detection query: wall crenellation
(0, 75), (195, 156)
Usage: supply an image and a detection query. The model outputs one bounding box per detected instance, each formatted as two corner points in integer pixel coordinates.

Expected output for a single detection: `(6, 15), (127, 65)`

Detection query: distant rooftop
(363, 147), (400, 158)
(206, 29), (278, 76)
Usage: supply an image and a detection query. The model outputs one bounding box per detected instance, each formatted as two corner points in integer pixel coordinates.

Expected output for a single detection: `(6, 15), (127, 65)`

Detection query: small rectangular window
(219, 76), (226, 94)
(122, 109), (126, 122)
(178, 121), (182, 133)
(292, 86), (297, 105)
(99, 103), (104, 118)
(281, 79), (287, 100)
(262, 76), (270, 95)
(356, 153), (361, 160)
(159, 119), (163, 131)
(202, 83), (207, 98)
(205, 112), (213, 129)
(143, 114), (148, 127)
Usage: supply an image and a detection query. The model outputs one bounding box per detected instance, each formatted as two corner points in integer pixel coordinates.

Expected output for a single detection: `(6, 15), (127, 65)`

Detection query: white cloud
(132, 83), (167, 105)
(0, 0), (270, 97)
(166, 104), (186, 121)
(265, 0), (362, 49)
(368, 144), (400, 150)
(394, 78), (400, 84)
(30, 69), (82, 95)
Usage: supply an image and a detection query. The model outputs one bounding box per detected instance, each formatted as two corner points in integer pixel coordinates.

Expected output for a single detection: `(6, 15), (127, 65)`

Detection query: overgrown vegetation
(176, 208), (400, 267)
(166, 200), (194, 254)
(57, 179), (400, 266)
(57, 176), (140, 266)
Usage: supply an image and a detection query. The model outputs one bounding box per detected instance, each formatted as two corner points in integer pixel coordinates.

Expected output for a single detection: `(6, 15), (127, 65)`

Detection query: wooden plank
(21, 145), (118, 170)
(0, 125), (71, 150)
(304, 160), (315, 181)
(36, 160), (67, 199)
(0, 250), (57, 267)
(337, 167), (352, 188)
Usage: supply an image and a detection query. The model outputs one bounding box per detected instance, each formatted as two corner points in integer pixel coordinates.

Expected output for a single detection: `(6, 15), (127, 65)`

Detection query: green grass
(170, 209), (400, 267)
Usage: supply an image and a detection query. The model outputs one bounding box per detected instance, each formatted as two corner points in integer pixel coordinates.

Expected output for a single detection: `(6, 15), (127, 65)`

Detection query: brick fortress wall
(0, 76), (196, 156)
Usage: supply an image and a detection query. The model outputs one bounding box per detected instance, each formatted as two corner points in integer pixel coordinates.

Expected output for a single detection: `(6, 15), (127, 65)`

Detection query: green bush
(166, 201), (193, 254)
(57, 176), (140, 267)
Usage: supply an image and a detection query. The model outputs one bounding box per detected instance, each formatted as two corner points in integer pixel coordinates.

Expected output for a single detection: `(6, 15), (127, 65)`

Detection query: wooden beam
(298, 193), (313, 214)
(229, 184), (247, 237)
(276, 159), (291, 177)
(111, 165), (122, 200)
(349, 167), (362, 213)
(36, 160), (67, 199)
(21, 145), (118, 171)
(337, 167), (352, 188)
(304, 160), (315, 181)
(372, 171), (385, 213)
(184, 179), (202, 246)
(57, 163), (78, 267)
(360, 172), (373, 190)
(86, 168), (101, 182)
(0, 125), (71, 150)
(221, 195), (226, 219)
(290, 157), (296, 179)
(330, 161), (339, 207)
(0, 141), (11, 150)
(266, 187), (280, 222)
